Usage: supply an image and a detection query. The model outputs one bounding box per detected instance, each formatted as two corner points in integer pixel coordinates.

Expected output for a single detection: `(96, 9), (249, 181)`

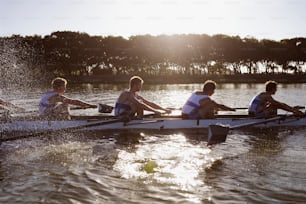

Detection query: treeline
(1, 31), (306, 83)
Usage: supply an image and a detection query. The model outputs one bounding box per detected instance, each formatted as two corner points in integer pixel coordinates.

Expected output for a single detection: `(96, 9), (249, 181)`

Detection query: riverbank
(67, 73), (306, 84)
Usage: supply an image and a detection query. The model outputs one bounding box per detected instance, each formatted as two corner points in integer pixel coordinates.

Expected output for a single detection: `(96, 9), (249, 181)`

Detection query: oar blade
(207, 124), (230, 145)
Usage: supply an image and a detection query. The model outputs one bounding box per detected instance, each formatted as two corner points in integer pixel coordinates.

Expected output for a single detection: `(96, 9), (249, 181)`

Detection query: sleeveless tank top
(248, 92), (265, 114)
(39, 91), (58, 115)
(182, 92), (209, 116)
(114, 102), (131, 116)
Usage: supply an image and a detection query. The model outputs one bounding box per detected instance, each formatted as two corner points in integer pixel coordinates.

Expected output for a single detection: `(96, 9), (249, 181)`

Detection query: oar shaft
(0, 118), (123, 143)
(230, 116), (283, 129)
(207, 115), (293, 145)
(233, 106), (305, 110)
(1, 132), (46, 142)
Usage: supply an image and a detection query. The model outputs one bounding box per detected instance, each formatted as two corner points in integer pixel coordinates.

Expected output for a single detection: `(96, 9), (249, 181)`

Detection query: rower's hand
(82, 104), (97, 109)
(89, 104), (98, 109)
(154, 111), (162, 116)
(164, 109), (172, 114)
(293, 110), (304, 117)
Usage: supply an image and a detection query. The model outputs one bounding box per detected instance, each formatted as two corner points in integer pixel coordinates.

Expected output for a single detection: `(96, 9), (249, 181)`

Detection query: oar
(98, 103), (180, 113)
(233, 106), (305, 110)
(0, 117), (124, 143)
(1, 105), (97, 116)
(207, 116), (286, 145)
(0, 112), (166, 143)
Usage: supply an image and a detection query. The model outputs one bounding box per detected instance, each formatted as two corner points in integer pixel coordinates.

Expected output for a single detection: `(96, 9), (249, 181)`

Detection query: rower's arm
(269, 97), (303, 115)
(218, 104), (236, 111)
(130, 95), (162, 114)
(142, 98), (171, 113)
(60, 96), (97, 108)
(213, 101), (235, 111)
(273, 100), (302, 114)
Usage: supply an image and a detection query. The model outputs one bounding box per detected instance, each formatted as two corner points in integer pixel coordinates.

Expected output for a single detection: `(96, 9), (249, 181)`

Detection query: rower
(114, 76), (171, 119)
(182, 80), (235, 119)
(248, 80), (304, 118)
(39, 77), (97, 120)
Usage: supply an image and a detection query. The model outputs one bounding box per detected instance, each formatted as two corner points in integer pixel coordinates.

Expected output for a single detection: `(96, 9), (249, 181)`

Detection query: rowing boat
(1, 114), (305, 139)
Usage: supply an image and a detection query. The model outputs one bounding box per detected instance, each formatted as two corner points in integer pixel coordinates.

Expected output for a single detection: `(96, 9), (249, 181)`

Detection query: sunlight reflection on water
(113, 133), (213, 202)
(1, 83), (306, 203)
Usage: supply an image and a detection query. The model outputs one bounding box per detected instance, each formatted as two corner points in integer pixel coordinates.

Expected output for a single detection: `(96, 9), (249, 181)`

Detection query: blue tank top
(114, 102), (131, 116)
(39, 91), (58, 115)
(248, 93), (265, 115)
(182, 92), (209, 118)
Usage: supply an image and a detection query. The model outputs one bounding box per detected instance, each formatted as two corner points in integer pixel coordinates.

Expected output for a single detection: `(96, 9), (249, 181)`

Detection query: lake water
(1, 83), (306, 203)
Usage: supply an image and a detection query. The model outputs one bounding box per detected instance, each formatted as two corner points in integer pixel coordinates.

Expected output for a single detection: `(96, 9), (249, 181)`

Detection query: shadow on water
(204, 127), (284, 172)
(2, 126), (305, 203)
(182, 130), (208, 144)
(113, 132), (143, 146)
(203, 127), (306, 203)
(91, 131), (144, 167)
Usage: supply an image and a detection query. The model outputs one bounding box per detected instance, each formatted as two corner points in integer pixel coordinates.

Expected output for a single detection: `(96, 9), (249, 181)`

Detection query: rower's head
(203, 80), (216, 96)
(265, 80), (277, 95)
(52, 77), (67, 94)
(129, 76), (144, 91)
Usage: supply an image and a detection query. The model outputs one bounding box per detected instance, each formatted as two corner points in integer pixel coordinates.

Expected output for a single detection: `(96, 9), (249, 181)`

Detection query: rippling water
(1, 83), (306, 203)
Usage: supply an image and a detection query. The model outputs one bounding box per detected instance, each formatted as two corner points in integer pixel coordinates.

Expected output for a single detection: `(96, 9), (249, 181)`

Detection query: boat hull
(1, 116), (306, 133)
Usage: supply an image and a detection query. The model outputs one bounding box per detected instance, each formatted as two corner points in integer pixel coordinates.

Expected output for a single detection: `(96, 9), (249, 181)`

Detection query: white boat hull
(1, 116), (306, 134)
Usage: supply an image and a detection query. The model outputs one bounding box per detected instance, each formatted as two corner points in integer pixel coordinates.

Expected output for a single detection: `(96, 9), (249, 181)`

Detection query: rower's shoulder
(117, 90), (128, 97)
(194, 91), (205, 95)
(117, 90), (132, 102)
(259, 92), (274, 100)
(120, 90), (131, 94)
(256, 92), (270, 98)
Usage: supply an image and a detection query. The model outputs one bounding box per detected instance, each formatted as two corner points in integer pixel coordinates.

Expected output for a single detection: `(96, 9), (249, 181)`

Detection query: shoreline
(67, 73), (306, 84)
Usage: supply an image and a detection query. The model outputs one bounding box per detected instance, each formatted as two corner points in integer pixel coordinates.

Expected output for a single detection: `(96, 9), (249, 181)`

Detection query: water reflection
(1, 83), (306, 203)
(112, 133), (214, 202)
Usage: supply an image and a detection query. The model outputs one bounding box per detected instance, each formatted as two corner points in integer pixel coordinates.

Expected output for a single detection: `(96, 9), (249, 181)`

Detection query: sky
(0, 0), (305, 40)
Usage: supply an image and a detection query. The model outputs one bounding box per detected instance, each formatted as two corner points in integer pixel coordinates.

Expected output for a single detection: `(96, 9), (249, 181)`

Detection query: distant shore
(67, 73), (306, 84)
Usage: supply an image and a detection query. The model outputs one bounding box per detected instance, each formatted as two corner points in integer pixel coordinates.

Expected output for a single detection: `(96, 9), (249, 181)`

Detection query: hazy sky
(1, 0), (305, 40)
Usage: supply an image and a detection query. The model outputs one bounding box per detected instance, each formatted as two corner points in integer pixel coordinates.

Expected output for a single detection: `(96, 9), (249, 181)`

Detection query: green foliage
(1, 31), (306, 79)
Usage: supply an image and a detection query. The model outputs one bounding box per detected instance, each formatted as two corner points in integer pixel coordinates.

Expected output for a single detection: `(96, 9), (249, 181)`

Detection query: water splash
(0, 36), (45, 90)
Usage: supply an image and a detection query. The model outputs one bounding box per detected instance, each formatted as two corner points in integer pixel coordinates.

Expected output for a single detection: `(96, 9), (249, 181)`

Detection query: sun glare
(87, 0), (236, 37)
(113, 133), (213, 200)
